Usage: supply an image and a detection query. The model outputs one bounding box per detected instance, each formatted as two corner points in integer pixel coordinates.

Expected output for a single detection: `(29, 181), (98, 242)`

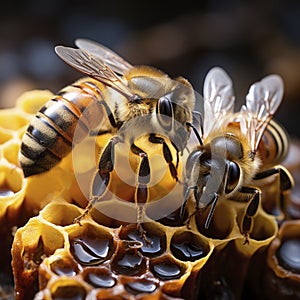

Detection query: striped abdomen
(257, 119), (289, 169)
(20, 79), (104, 177)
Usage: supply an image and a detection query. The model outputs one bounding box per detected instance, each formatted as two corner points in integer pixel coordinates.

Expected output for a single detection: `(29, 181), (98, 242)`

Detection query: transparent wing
(55, 45), (137, 101)
(203, 67), (235, 138)
(75, 39), (133, 75)
(240, 74), (284, 152)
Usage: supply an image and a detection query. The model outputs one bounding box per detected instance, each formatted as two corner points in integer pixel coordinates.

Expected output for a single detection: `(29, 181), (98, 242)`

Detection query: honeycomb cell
(0, 128), (13, 145)
(111, 241), (147, 277)
(83, 267), (117, 289)
(16, 90), (54, 115)
(119, 223), (167, 258)
(125, 279), (158, 295)
(195, 199), (237, 240)
(170, 231), (210, 262)
(24, 167), (74, 213)
(0, 163), (26, 221)
(68, 223), (115, 266)
(263, 220), (300, 299)
(40, 202), (82, 227)
(50, 280), (87, 300)
(2, 140), (20, 165)
(233, 203), (278, 256)
(90, 199), (136, 228)
(150, 255), (186, 281)
(50, 257), (79, 277)
(0, 110), (28, 131)
(277, 238), (300, 274)
(246, 212), (277, 243)
(12, 219), (66, 300)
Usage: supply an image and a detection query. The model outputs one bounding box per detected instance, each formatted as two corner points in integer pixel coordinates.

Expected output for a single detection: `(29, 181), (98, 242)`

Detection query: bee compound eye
(156, 95), (173, 131)
(225, 161), (240, 193)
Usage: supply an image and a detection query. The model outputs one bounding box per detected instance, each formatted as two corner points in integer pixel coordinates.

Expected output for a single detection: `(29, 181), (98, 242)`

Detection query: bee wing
(203, 67), (235, 138)
(55, 45), (137, 101)
(240, 74), (284, 152)
(75, 39), (133, 75)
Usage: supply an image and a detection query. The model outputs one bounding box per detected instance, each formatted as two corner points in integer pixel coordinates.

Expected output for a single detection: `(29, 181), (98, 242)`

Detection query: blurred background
(0, 0), (300, 138)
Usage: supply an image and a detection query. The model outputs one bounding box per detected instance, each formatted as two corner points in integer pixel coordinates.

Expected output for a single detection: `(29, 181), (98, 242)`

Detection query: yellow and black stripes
(20, 80), (105, 177)
(258, 119), (289, 168)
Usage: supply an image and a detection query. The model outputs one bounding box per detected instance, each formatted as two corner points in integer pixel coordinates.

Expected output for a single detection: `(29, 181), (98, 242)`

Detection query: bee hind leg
(74, 136), (120, 224)
(131, 143), (152, 246)
(238, 186), (260, 244)
(254, 166), (294, 219)
(148, 133), (179, 182)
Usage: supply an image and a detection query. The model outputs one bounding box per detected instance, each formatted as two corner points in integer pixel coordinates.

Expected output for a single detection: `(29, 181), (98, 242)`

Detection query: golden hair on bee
(182, 67), (293, 243)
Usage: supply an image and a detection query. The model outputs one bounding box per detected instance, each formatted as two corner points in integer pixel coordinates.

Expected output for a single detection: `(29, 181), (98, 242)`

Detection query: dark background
(1, 0), (300, 138)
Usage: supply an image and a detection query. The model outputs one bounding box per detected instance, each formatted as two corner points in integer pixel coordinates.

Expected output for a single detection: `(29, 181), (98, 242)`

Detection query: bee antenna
(186, 122), (203, 146)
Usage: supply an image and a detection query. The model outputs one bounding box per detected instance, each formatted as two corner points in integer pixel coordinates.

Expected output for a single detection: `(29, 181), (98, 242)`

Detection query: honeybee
(19, 39), (196, 235)
(182, 67), (294, 243)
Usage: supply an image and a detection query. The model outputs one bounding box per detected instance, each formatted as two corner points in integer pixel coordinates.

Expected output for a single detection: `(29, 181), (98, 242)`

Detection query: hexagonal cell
(82, 267), (117, 289)
(68, 222), (115, 266)
(195, 199), (237, 240)
(150, 255), (187, 281)
(277, 238), (300, 274)
(40, 202), (82, 227)
(49, 279), (88, 300)
(0, 128), (13, 145)
(273, 221), (300, 275)
(246, 213), (277, 243)
(124, 278), (159, 296)
(24, 167), (74, 213)
(263, 220), (300, 299)
(235, 206), (277, 246)
(12, 221), (66, 300)
(0, 164), (23, 195)
(119, 223), (167, 258)
(0, 164), (26, 224)
(170, 230), (211, 262)
(90, 199), (136, 228)
(0, 110), (28, 131)
(111, 240), (147, 277)
(50, 256), (79, 277)
(2, 140), (20, 166)
(16, 90), (54, 115)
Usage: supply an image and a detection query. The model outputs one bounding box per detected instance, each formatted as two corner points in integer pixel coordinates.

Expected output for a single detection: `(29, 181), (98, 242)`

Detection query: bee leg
(239, 186), (261, 244)
(148, 133), (179, 182)
(254, 166), (294, 217)
(89, 99), (123, 136)
(131, 143), (152, 245)
(181, 185), (197, 228)
(204, 193), (218, 229)
(74, 136), (120, 224)
(186, 121), (203, 146)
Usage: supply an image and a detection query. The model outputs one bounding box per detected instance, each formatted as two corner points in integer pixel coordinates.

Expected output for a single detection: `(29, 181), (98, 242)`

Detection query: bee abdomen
(258, 119), (289, 167)
(20, 88), (96, 177)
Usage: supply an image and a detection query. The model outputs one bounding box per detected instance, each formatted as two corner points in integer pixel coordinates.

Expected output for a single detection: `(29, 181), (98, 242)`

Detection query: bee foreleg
(254, 166), (294, 215)
(131, 143), (152, 245)
(238, 186), (260, 244)
(148, 133), (179, 182)
(181, 185), (196, 216)
(186, 121), (203, 146)
(181, 185), (197, 228)
(204, 193), (218, 229)
(74, 136), (120, 224)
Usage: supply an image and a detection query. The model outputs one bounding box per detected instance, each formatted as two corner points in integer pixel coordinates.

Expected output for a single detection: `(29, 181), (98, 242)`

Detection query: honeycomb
(0, 89), (298, 299)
